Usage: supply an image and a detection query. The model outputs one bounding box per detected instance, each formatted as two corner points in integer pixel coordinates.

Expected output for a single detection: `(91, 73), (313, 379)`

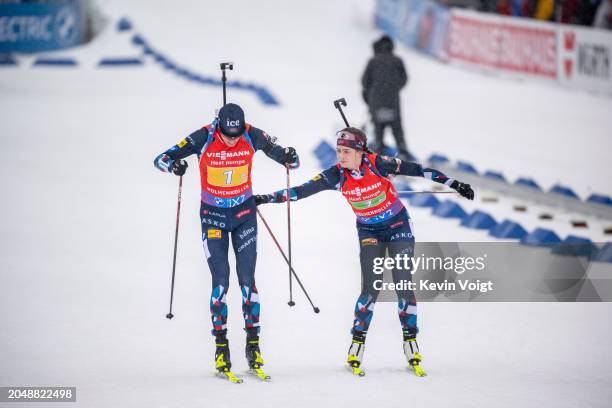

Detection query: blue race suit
(155, 122), (296, 335)
(264, 154), (457, 335)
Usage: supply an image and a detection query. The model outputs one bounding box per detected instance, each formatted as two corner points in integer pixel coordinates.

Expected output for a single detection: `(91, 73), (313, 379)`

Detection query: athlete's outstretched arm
(153, 127), (208, 173)
(254, 165), (341, 205)
(374, 155), (475, 200)
(249, 126), (300, 169)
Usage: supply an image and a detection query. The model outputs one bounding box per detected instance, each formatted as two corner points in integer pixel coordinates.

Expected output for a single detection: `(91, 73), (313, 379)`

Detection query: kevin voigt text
(373, 279), (494, 293)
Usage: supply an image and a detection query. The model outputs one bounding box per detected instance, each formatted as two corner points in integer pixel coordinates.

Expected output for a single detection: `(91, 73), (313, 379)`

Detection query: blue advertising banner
(0, 2), (86, 53)
(375, 0), (450, 60)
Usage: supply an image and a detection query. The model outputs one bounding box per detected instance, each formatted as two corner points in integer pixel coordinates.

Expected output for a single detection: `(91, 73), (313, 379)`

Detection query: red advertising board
(448, 12), (557, 79)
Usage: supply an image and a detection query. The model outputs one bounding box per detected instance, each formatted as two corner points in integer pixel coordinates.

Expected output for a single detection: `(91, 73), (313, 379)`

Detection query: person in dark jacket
(362, 35), (411, 161)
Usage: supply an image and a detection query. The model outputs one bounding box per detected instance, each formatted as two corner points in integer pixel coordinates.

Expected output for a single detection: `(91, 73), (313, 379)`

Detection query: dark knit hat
(218, 103), (245, 137)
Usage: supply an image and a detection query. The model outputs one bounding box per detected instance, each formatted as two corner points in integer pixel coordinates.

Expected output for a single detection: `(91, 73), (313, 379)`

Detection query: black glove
(254, 194), (273, 206)
(283, 147), (299, 166)
(453, 181), (474, 200)
(171, 159), (188, 176)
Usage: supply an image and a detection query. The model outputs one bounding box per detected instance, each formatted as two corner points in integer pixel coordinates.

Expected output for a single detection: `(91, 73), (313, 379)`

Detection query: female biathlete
(254, 127), (474, 377)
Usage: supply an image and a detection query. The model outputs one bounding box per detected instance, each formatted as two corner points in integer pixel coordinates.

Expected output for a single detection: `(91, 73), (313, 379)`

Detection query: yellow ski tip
(413, 365), (427, 377)
(216, 368), (244, 383)
(346, 363), (366, 377)
(250, 367), (271, 381)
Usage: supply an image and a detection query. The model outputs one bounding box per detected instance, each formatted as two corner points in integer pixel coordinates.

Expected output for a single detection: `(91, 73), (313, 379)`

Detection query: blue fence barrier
(551, 235), (596, 257)
(591, 243), (612, 263)
(130, 34), (280, 106)
(521, 228), (562, 246)
(549, 184), (579, 199)
(489, 220), (528, 239)
(98, 58), (143, 66)
(587, 194), (612, 206)
(432, 200), (467, 219)
(461, 210), (497, 230)
(515, 177), (542, 190)
(483, 170), (506, 182)
(408, 193), (439, 208)
(33, 57), (76, 66)
(456, 160), (478, 174)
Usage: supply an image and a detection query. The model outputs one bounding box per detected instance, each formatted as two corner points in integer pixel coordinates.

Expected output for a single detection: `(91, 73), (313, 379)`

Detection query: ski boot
(214, 331), (242, 383)
(245, 328), (270, 381)
(403, 329), (426, 377)
(346, 330), (366, 377)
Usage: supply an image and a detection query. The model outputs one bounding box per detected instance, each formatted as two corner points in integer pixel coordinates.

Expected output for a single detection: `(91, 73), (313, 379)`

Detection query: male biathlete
(154, 103), (299, 382)
(255, 127), (474, 376)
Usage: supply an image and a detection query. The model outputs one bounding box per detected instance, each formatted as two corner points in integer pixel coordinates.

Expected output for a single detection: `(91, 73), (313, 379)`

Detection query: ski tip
(215, 370), (244, 383)
(346, 364), (366, 377)
(248, 368), (271, 381)
(412, 365), (427, 377)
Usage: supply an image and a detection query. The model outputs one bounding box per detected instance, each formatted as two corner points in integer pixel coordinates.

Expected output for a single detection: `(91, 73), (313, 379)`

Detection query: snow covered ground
(1, 0), (611, 407)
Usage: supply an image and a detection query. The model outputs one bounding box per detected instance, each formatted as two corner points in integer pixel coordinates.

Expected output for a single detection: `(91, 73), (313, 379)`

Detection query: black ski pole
(220, 62), (233, 105)
(286, 165), (295, 307)
(257, 208), (320, 314)
(396, 190), (458, 194)
(166, 174), (183, 319)
(333, 98), (350, 127)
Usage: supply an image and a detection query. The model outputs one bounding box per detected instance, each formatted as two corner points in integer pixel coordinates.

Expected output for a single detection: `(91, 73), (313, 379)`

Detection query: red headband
(336, 131), (366, 151)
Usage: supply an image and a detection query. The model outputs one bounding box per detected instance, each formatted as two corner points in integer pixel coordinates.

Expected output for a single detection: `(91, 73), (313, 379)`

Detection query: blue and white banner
(375, 0), (450, 60)
(0, 1), (86, 53)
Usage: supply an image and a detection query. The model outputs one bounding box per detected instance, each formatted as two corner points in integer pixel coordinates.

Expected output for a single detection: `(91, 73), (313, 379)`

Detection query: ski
(409, 363), (427, 377)
(215, 369), (243, 384)
(248, 367), (271, 381)
(347, 365), (366, 377)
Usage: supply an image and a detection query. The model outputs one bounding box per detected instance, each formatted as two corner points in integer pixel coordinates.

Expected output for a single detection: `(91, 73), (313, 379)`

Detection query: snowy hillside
(1, 1), (611, 407)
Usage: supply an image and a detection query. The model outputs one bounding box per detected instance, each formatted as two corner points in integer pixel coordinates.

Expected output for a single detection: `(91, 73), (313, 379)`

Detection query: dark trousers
(371, 107), (409, 158)
(352, 209), (418, 334)
(201, 200), (260, 335)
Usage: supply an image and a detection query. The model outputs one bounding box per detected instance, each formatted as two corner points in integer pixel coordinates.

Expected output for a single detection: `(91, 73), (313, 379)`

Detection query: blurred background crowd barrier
(376, 0), (612, 95)
(0, 0), (105, 53)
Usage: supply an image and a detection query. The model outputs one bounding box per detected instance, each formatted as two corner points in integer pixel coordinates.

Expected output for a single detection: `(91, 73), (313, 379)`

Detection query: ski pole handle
(333, 98), (350, 127)
(220, 62), (234, 105)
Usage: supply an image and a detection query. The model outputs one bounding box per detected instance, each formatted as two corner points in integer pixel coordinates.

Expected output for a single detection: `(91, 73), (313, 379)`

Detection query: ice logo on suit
(226, 119), (240, 127)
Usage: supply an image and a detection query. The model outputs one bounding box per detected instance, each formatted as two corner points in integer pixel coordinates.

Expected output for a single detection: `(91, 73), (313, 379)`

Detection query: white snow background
(1, 1), (611, 407)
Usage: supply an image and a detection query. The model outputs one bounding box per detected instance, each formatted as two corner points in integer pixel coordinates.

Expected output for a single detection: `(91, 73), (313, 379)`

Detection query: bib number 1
(223, 170), (233, 185)
(207, 165), (248, 188)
